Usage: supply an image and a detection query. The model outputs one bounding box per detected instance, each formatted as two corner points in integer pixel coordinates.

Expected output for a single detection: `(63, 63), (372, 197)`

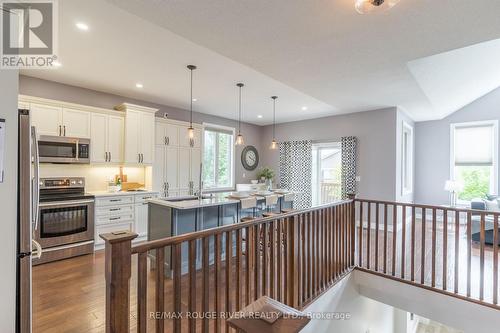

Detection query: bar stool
(262, 194), (279, 218)
(281, 193), (296, 213)
(240, 197), (258, 222)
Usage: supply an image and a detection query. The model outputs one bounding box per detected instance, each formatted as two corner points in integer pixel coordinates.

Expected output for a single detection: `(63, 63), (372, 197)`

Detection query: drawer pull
(110, 208), (121, 211)
(109, 217), (121, 221)
(110, 199), (121, 202)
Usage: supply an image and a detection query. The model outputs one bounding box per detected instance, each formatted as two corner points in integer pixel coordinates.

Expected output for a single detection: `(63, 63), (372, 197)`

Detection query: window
(451, 121), (498, 201)
(312, 142), (342, 205)
(202, 124), (235, 191)
(401, 121), (413, 195)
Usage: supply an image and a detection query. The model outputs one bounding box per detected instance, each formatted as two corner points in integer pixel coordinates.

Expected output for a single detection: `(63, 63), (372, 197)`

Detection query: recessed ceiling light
(75, 22), (89, 31)
(301, 106), (308, 111)
(192, 98), (197, 102)
(135, 83), (143, 88)
(257, 115), (263, 119)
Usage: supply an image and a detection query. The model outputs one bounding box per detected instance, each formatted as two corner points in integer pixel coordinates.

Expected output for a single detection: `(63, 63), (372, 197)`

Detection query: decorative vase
(266, 178), (272, 190)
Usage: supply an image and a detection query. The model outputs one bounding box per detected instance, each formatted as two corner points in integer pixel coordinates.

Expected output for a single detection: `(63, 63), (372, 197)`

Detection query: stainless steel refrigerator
(16, 109), (41, 333)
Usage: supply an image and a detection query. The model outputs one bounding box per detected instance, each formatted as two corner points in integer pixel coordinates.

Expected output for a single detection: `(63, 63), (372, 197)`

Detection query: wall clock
(241, 145), (259, 171)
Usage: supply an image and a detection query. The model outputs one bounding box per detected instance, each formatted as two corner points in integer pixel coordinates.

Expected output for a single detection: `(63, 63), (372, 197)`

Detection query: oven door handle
(39, 199), (95, 207)
(32, 239), (43, 259)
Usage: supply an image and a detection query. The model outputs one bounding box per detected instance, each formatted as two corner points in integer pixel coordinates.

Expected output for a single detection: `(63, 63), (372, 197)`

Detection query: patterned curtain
(279, 140), (313, 209)
(341, 136), (357, 199)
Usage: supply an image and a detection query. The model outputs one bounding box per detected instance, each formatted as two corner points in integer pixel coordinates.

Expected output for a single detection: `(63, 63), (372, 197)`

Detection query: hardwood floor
(32, 218), (499, 332)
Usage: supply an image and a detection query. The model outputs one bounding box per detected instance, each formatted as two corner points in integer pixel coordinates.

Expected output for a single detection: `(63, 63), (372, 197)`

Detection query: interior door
(30, 103), (62, 137)
(140, 113), (155, 164)
(62, 108), (91, 138)
(125, 110), (140, 163)
(178, 147), (190, 191)
(90, 113), (107, 163)
(107, 116), (124, 163)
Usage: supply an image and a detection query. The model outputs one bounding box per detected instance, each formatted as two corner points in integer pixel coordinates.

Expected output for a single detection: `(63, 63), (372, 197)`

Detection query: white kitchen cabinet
(118, 103), (157, 165)
(166, 146), (179, 193)
(178, 147), (191, 192)
(155, 122), (167, 146)
(166, 123), (179, 146)
(153, 147), (166, 195)
(90, 113), (124, 163)
(134, 193), (157, 239)
(191, 148), (201, 190)
(155, 122), (180, 147)
(62, 108), (91, 138)
(30, 103), (62, 136)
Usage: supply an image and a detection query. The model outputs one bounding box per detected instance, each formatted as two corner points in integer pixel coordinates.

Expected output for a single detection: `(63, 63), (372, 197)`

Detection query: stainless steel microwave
(38, 135), (90, 164)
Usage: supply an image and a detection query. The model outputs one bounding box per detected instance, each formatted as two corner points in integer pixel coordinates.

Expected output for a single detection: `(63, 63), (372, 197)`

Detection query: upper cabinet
(179, 127), (202, 148)
(90, 113), (124, 163)
(116, 103), (158, 165)
(30, 103), (91, 138)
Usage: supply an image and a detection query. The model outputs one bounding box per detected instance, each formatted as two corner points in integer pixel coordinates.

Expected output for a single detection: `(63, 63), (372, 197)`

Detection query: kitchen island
(147, 192), (295, 276)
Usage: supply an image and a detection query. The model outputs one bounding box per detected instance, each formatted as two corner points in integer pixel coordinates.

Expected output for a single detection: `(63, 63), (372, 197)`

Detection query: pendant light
(355, 0), (400, 14)
(235, 83), (245, 146)
(187, 65), (197, 139)
(270, 96), (278, 150)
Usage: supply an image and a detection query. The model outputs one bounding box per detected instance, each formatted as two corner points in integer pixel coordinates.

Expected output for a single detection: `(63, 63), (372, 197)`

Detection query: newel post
(286, 215), (300, 308)
(100, 231), (138, 333)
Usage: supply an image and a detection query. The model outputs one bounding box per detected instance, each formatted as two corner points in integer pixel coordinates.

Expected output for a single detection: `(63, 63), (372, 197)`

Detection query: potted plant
(256, 167), (275, 189)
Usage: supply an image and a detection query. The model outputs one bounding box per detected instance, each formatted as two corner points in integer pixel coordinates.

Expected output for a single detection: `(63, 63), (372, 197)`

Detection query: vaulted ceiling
(22, 0), (500, 123)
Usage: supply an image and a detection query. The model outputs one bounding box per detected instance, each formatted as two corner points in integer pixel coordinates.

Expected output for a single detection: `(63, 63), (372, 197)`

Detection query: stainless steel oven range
(33, 177), (95, 265)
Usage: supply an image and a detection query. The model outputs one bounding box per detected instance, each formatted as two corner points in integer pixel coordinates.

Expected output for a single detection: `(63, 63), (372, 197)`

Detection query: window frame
(449, 120), (499, 201)
(202, 122), (236, 192)
(401, 120), (414, 196)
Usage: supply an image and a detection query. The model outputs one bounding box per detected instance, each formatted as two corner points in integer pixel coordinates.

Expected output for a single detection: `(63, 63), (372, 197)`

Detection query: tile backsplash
(39, 164), (148, 191)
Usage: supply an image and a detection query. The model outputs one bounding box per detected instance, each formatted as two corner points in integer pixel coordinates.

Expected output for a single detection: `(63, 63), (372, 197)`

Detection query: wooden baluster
(307, 213), (312, 301)
(188, 240), (197, 333)
(341, 204), (346, 274)
(467, 212), (472, 297)
(254, 224), (260, 300)
(215, 234), (222, 333)
(245, 226), (252, 306)
(172, 244), (181, 333)
(375, 203), (380, 272)
(392, 204), (397, 277)
(401, 205), (406, 280)
(383, 204), (388, 274)
(298, 215), (304, 306)
(359, 201), (364, 267)
(431, 209), (436, 288)
(326, 208), (331, 283)
(236, 229), (243, 310)
(454, 211), (460, 294)
(287, 215), (300, 308)
(411, 206), (416, 282)
(263, 224), (268, 296)
(366, 202), (371, 270)
(320, 209), (325, 289)
(312, 211), (317, 295)
(137, 252), (148, 333)
(301, 214), (307, 303)
(480, 214), (485, 301)
(277, 220), (283, 302)
(226, 231), (232, 332)
(443, 210), (448, 291)
(494, 215), (499, 305)
(270, 220), (276, 300)
(421, 208), (426, 285)
(351, 201), (356, 268)
(156, 249), (165, 333)
(336, 205), (340, 277)
(202, 237), (210, 333)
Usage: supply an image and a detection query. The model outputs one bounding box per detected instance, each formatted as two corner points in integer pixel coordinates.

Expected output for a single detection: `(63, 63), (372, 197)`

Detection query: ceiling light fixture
(235, 83), (245, 146)
(301, 106), (308, 111)
(187, 65), (197, 139)
(270, 96), (278, 150)
(192, 98), (197, 102)
(75, 22), (89, 31)
(135, 83), (143, 88)
(257, 115), (263, 119)
(355, 0), (400, 14)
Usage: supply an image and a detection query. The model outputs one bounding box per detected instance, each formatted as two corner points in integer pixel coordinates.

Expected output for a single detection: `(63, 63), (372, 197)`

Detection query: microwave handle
(31, 126), (40, 231)
(76, 139), (79, 161)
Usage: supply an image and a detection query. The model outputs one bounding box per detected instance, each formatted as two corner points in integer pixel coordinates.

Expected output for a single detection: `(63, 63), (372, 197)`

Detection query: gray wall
(415, 86), (500, 205)
(259, 108), (399, 201)
(19, 75), (263, 183)
(0, 70), (18, 332)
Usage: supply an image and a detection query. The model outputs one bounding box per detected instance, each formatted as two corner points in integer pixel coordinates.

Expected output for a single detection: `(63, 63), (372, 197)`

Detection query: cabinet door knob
(59, 125), (62, 136)
(63, 125), (66, 136)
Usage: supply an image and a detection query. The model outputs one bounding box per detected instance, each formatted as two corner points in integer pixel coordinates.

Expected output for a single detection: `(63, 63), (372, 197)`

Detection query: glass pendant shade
(355, 0), (400, 14)
(187, 126), (195, 139)
(235, 133), (244, 146)
(270, 139), (278, 150)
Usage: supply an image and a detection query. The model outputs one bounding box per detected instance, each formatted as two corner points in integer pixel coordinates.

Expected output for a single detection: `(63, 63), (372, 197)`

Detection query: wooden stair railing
(354, 199), (500, 310)
(101, 200), (355, 333)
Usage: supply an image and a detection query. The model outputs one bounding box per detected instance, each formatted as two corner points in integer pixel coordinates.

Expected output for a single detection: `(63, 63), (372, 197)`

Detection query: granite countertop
(148, 191), (296, 210)
(90, 190), (159, 197)
(148, 194), (239, 210)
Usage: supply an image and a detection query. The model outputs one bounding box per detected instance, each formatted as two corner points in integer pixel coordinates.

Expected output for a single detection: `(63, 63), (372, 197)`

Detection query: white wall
(0, 70), (19, 332)
(303, 274), (406, 333)
(395, 109), (415, 203)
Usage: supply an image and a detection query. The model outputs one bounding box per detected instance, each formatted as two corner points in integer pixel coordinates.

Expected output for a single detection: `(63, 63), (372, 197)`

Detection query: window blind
(454, 125), (494, 165)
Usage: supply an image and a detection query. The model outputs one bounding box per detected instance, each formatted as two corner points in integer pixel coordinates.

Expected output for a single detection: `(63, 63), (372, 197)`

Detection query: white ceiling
(22, 0), (500, 123)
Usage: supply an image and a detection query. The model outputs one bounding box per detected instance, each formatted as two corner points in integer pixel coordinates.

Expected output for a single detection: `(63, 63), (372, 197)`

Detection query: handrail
(132, 199), (352, 253)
